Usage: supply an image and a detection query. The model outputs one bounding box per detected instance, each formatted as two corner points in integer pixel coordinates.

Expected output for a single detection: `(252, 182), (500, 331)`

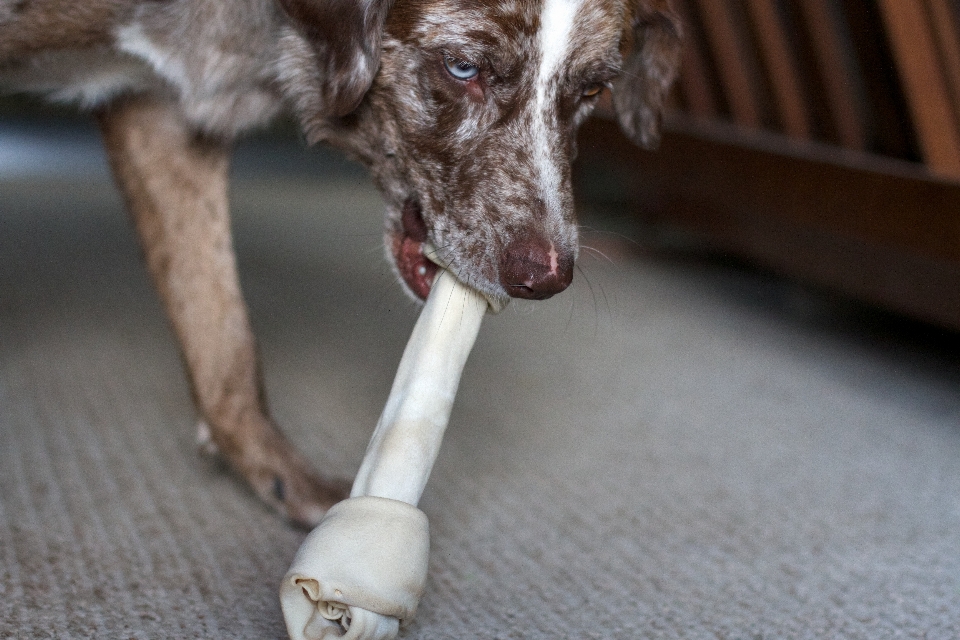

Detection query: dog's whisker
(565, 270), (577, 332)
(579, 225), (642, 247)
(580, 244), (615, 265)
(575, 263), (602, 336)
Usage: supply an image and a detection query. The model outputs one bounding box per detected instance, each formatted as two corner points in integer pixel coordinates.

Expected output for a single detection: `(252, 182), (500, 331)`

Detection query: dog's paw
(205, 415), (351, 528)
(252, 455), (353, 529)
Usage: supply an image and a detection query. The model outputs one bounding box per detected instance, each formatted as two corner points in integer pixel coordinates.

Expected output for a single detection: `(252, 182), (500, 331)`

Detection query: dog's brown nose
(500, 237), (574, 300)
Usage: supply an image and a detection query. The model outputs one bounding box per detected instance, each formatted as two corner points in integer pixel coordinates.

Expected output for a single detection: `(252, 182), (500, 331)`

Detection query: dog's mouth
(390, 199), (439, 300)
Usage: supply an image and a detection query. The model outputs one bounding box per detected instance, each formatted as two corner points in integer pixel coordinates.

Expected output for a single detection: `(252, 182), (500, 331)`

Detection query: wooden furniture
(578, 0), (960, 331)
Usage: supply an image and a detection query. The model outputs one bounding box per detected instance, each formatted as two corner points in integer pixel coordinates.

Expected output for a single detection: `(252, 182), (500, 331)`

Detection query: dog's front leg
(96, 96), (347, 527)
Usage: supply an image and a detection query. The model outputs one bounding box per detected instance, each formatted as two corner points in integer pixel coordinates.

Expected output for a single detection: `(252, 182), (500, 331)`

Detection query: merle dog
(0, 0), (681, 525)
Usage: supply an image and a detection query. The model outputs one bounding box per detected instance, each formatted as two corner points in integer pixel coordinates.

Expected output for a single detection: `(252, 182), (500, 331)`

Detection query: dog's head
(278, 0), (681, 307)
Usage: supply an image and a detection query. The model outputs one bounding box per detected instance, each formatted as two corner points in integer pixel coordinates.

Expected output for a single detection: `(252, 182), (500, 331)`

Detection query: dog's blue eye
(444, 55), (479, 81)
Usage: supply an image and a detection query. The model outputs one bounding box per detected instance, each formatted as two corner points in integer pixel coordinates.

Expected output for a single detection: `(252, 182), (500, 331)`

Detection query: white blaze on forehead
(540, 0), (582, 73)
(534, 0), (584, 218)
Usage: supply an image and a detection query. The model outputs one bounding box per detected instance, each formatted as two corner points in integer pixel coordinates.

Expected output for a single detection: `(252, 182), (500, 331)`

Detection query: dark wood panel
(575, 116), (960, 330)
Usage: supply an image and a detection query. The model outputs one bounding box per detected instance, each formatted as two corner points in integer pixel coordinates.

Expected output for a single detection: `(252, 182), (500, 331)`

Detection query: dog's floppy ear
(612, 0), (683, 149)
(277, 0), (395, 117)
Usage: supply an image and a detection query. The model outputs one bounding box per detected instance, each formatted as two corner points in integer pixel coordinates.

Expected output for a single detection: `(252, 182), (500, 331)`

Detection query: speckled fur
(2, 0), (680, 303)
(0, 0), (681, 522)
(310, 0), (682, 304)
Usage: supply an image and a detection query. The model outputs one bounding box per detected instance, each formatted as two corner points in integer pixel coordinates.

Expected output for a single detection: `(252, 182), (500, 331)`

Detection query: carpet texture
(2, 125), (960, 639)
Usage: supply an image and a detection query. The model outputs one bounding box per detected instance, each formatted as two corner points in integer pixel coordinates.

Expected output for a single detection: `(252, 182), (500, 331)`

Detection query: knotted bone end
(280, 496), (430, 640)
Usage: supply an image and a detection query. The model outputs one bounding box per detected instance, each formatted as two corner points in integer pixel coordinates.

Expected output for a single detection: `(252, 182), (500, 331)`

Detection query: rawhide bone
(281, 254), (501, 640)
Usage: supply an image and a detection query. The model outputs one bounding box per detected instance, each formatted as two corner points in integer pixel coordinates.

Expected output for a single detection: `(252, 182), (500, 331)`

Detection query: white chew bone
(350, 266), (489, 503)
(281, 267), (491, 640)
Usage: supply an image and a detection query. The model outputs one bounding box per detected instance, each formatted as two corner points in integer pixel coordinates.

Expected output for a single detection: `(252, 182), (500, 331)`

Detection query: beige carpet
(2, 123), (960, 639)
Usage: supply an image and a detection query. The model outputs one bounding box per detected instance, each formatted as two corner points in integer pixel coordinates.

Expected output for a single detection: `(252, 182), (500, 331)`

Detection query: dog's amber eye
(444, 55), (480, 81)
(582, 84), (603, 97)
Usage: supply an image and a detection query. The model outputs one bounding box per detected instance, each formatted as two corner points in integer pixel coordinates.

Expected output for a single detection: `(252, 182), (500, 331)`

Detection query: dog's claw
(196, 420), (220, 456)
(248, 443), (351, 528)
(272, 476), (287, 503)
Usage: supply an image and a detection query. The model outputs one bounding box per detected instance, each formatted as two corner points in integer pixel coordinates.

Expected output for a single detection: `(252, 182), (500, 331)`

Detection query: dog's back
(0, 0), (290, 135)
(0, 0), (132, 57)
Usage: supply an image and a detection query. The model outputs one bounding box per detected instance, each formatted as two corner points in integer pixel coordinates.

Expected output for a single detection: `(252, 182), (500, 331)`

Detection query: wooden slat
(794, 0), (868, 150)
(672, 0), (720, 118)
(925, 0), (960, 129)
(575, 116), (960, 330)
(744, 0), (811, 139)
(876, 0), (960, 178)
(689, 0), (764, 128)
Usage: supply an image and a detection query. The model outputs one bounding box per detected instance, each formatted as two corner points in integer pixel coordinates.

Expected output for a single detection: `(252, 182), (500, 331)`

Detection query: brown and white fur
(0, 0), (681, 526)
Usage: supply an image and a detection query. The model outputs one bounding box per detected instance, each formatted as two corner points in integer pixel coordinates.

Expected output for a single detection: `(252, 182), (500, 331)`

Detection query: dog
(0, 0), (681, 526)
